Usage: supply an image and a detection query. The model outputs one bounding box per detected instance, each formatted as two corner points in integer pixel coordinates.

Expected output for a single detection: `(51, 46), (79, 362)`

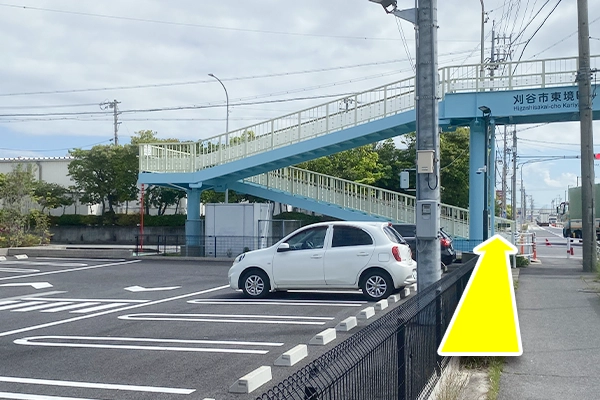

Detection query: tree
(144, 185), (186, 215)
(68, 145), (138, 215)
(439, 128), (470, 209)
(130, 129), (180, 145)
(0, 164), (48, 247)
(33, 181), (74, 214)
(298, 145), (386, 185)
(382, 130), (470, 208)
(373, 138), (416, 192)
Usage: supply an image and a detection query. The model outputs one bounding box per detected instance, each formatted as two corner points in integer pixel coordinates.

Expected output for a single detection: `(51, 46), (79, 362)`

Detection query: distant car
(228, 221), (417, 301)
(391, 224), (457, 269)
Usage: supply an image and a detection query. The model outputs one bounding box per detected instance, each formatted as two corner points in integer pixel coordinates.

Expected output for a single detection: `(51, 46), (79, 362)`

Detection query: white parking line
(39, 303), (99, 313)
(188, 299), (366, 307)
(69, 303), (128, 313)
(0, 392), (98, 400)
(0, 260), (141, 282)
(0, 268), (41, 273)
(36, 258), (126, 262)
(0, 285), (229, 338)
(0, 262), (87, 267)
(119, 313), (334, 325)
(22, 297), (148, 303)
(11, 303), (73, 312)
(15, 336), (282, 355)
(0, 302), (45, 311)
(0, 376), (196, 395)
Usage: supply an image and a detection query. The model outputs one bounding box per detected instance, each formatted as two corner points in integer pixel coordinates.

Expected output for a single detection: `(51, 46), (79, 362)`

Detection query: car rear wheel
(361, 270), (393, 301)
(241, 270), (270, 299)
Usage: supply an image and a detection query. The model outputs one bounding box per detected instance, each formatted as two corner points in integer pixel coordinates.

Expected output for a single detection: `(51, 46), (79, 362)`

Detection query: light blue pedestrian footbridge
(138, 55), (600, 243)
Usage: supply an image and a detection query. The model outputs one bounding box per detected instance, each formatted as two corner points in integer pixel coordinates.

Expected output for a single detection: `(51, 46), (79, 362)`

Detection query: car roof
(305, 221), (391, 228)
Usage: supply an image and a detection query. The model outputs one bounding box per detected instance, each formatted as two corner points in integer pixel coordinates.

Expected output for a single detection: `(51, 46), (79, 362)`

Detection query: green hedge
(50, 214), (187, 227)
(273, 212), (339, 225)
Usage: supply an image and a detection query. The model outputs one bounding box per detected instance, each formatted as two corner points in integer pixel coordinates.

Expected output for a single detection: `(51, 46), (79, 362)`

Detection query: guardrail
(139, 55), (598, 174)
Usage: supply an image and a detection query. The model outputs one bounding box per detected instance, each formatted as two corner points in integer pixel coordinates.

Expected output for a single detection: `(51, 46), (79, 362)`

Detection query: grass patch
(433, 364), (469, 400)
(487, 357), (504, 400)
(461, 357), (505, 400)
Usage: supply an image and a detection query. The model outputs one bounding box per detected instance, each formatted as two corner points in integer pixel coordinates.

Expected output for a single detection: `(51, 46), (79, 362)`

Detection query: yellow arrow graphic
(438, 234), (522, 356)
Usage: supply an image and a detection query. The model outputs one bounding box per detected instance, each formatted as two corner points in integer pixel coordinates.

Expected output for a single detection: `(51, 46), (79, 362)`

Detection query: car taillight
(440, 238), (451, 248)
(392, 246), (402, 262)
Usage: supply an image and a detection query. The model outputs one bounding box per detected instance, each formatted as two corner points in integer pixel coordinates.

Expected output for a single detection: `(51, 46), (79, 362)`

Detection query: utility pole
(101, 99), (121, 145)
(512, 128), (517, 226)
(370, 0), (440, 290)
(502, 126), (508, 216)
(415, 0), (441, 291)
(577, 0), (597, 272)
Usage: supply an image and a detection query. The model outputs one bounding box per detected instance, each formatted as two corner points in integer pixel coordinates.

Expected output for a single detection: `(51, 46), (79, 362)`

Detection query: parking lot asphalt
(0, 256), (415, 399)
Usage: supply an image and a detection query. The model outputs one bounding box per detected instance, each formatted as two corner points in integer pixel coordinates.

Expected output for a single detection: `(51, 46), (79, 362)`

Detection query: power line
(0, 2), (405, 42)
(0, 49), (478, 99)
(512, 0), (562, 66)
(0, 139), (113, 152)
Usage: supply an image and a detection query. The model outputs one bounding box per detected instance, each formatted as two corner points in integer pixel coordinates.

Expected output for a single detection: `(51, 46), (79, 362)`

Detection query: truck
(537, 212), (550, 226)
(558, 185), (600, 239)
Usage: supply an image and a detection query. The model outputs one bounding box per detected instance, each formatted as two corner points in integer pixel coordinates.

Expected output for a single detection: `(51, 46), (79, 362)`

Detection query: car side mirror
(277, 243), (291, 252)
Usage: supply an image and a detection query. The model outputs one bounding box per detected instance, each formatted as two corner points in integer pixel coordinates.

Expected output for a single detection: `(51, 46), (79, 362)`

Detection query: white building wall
(0, 157), (184, 216)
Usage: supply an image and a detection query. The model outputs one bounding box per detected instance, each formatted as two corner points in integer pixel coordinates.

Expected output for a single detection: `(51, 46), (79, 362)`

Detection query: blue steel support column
(185, 188), (202, 247)
(469, 118), (485, 241)
(489, 118), (496, 236)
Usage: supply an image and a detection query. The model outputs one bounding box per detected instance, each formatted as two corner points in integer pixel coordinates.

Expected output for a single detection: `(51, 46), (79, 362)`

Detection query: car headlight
(233, 253), (245, 264)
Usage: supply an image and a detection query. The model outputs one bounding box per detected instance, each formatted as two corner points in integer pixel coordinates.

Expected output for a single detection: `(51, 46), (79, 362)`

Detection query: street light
(209, 73), (230, 203)
(208, 73), (229, 137)
(369, 0), (398, 13)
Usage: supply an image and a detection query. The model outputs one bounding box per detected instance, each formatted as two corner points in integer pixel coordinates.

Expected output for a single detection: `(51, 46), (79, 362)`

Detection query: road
(528, 224), (582, 259)
(0, 256), (411, 399)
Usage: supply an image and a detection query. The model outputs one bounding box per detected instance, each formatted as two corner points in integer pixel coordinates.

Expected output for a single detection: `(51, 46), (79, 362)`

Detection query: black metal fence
(255, 258), (476, 400)
(134, 234), (284, 257)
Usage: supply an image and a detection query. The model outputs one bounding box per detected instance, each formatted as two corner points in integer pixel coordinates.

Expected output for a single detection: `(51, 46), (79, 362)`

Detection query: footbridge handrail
(140, 54), (598, 174)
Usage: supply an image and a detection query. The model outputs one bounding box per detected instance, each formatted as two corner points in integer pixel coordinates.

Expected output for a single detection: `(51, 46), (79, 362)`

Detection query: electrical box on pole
(417, 150), (435, 173)
(400, 171), (410, 189)
(416, 200), (439, 239)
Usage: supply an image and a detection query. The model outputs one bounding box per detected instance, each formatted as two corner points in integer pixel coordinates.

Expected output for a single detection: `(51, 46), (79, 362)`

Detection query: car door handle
(310, 254), (323, 259)
(357, 252), (370, 256)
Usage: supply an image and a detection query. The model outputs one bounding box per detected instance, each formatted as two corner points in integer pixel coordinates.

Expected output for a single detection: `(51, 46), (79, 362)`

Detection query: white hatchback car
(228, 221), (417, 301)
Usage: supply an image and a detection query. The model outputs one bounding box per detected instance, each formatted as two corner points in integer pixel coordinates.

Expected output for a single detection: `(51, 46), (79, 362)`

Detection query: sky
(0, 0), (599, 212)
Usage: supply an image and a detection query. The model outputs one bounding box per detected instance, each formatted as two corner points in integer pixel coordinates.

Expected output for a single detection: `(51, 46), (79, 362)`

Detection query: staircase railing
(243, 166), (472, 238)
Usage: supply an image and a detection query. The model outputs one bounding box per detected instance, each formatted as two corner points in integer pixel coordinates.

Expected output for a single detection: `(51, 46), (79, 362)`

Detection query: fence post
(435, 288), (443, 376)
(397, 319), (406, 400)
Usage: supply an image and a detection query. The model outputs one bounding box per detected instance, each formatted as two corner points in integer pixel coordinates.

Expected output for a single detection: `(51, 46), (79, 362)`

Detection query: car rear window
(383, 226), (406, 244)
(392, 224), (416, 237)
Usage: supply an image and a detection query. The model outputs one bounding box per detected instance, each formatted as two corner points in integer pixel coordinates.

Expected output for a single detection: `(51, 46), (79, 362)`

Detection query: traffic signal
(595, 153), (600, 160)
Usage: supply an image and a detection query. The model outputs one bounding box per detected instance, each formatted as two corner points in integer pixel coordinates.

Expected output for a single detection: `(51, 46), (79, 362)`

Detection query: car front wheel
(361, 270), (393, 301)
(241, 270), (270, 299)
